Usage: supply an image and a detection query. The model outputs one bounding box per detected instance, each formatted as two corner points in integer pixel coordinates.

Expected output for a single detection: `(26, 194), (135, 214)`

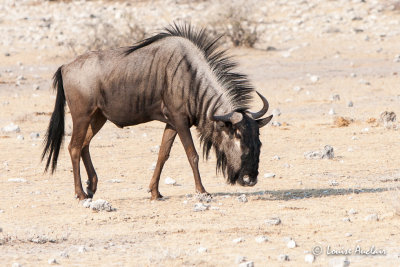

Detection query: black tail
(42, 66), (66, 173)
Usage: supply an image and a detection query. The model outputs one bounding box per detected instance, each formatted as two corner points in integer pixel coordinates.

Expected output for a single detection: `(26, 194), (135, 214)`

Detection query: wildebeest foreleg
(81, 111), (107, 198)
(174, 120), (209, 195)
(148, 123), (177, 200)
(69, 117), (91, 200)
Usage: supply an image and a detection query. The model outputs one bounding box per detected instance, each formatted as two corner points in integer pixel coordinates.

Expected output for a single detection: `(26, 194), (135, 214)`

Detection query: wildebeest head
(209, 92), (272, 186)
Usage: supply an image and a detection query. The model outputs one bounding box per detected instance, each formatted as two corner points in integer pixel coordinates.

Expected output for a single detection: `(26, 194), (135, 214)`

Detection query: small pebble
(265, 217), (281, 225)
(30, 132), (40, 140)
(237, 194), (248, 203)
(293, 86), (303, 92)
(255, 235), (268, 243)
(277, 254), (289, 261)
(350, 73), (357, 77)
(239, 261), (254, 267)
(310, 75), (319, 83)
(235, 256), (247, 264)
(233, 237), (245, 244)
(8, 178), (27, 183)
(48, 258), (57, 265)
(16, 135), (24, 140)
(197, 247), (208, 253)
(271, 121), (281, 127)
(348, 208), (358, 215)
(364, 214), (378, 221)
(343, 217), (351, 222)
(193, 203), (209, 212)
(78, 246), (87, 253)
(329, 108), (336, 115)
(304, 254), (314, 263)
(287, 239), (296, 248)
(263, 173), (276, 178)
(12, 263), (22, 267)
(330, 94), (340, 101)
(272, 108), (281, 117)
(59, 251), (69, 258)
(345, 233), (352, 237)
(347, 101), (353, 107)
(164, 176), (176, 185)
(33, 84), (40, 90)
(1, 123), (20, 133)
(271, 155), (280, 160)
(329, 180), (339, 186)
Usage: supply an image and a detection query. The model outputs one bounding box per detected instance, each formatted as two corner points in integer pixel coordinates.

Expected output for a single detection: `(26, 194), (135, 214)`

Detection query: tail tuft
(42, 66), (66, 173)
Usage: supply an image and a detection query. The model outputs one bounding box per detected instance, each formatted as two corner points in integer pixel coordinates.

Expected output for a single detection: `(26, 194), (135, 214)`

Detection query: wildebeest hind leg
(69, 117), (91, 200)
(81, 110), (107, 198)
(148, 123), (177, 200)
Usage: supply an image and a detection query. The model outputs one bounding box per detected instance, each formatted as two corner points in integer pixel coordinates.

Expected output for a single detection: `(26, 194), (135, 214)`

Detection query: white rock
(287, 239), (296, 248)
(343, 217), (351, 222)
(265, 217), (281, 225)
(329, 180), (339, 186)
(16, 135), (24, 140)
(361, 127), (369, 133)
(293, 86), (303, 92)
(330, 94), (340, 101)
(239, 261), (254, 267)
(310, 75), (319, 83)
(278, 254), (289, 261)
(348, 208), (358, 215)
(305, 254), (314, 263)
(304, 145), (334, 159)
(164, 176), (176, 185)
(350, 73), (357, 78)
(237, 194), (248, 203)
(364, 213), (378, 221)
(271, 155), (280, 160)
(30, 132), (40, 140)
(235, 256), (247, 264)
(12, 263), (22, 267)
(271, 121), (281, 127)
(255, 235), (268, 243)
(263, 173), (276, 178)
(107, 179), (122, 183)
(330, 257), (350, 267)
(233, 237), (245, 244)
(83, 199), (115, 212)
(59, 251), (69, 258)
(345, 233), (352, 237)
(150, 145), (160, 153)
(329, 108), (336, 115)
(193, 203), (209, 212)
(197, 247), (208, 253)
(149, 162), (156, 170)
(78, 246), (87, 253)
(272, 108), (281, 117)
(48, 258), (57, 265)
(8, 178), (27, 183)
(1, 123), (20, 133)
(33, 84), (40, 90)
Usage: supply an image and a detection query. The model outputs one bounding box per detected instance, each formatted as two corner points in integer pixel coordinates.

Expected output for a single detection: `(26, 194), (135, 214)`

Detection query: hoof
(86, 187), (95, 198)
(75, 192), (89, 201)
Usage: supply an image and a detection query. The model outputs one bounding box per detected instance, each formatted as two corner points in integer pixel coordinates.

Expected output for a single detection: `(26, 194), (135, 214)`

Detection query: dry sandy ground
(1, 5), (400, 267)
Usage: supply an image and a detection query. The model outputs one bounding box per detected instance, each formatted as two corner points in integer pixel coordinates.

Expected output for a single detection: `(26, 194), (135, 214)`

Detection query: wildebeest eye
(235, 130), (242, 139)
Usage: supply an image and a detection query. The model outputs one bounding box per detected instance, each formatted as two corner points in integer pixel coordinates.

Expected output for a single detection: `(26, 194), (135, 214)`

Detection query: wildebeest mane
(125, 23), (254, 110)
(126, 23), (257, 180)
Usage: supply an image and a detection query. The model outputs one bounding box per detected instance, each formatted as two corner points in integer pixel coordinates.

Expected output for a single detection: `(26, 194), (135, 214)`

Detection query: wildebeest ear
(257, 115), (273, 128)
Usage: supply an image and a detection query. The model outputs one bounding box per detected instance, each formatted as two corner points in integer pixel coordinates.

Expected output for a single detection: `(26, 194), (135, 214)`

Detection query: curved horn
(248, 91), (269, 119)
(212, 112), (243, 124)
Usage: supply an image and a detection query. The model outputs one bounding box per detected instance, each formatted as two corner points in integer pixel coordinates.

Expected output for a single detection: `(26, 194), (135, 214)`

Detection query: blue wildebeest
(42, 24), (273, 201)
